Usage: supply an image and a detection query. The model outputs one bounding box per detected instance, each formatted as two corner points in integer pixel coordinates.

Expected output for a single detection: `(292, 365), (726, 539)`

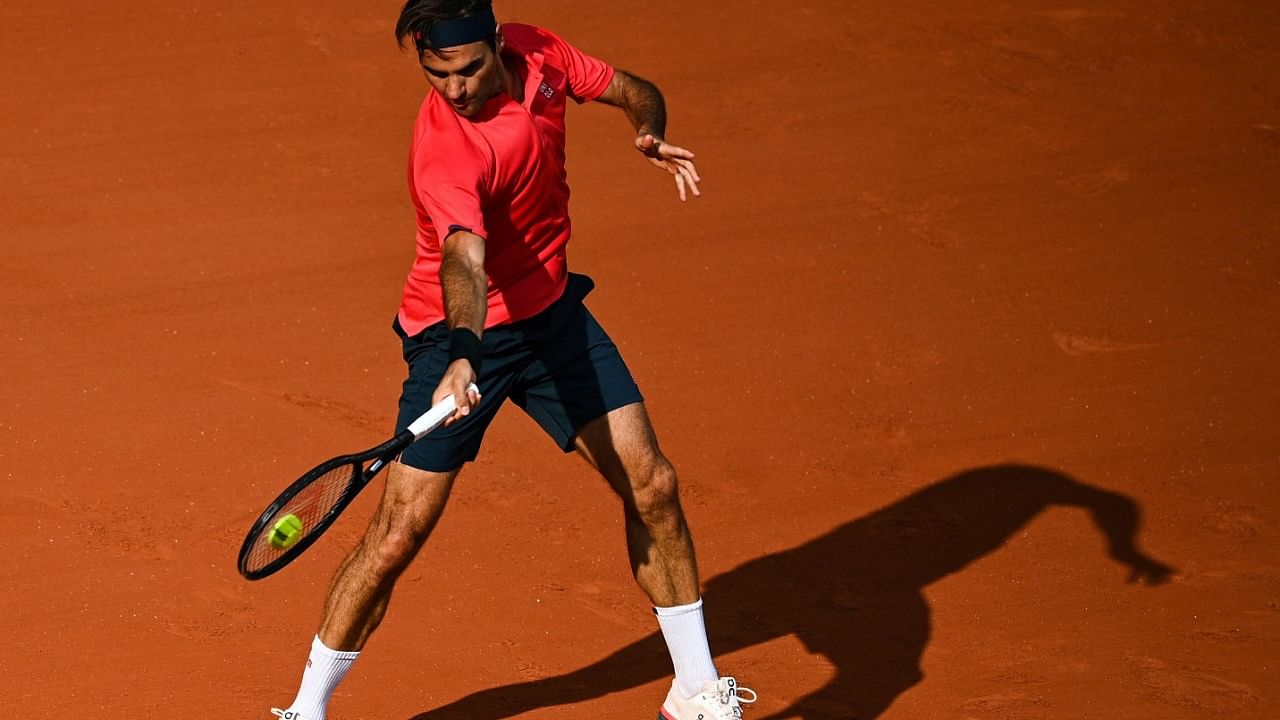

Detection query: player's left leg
(573, 402), (698, 606)
(573, 404), (755, 718)
(512, 274), (756, 715)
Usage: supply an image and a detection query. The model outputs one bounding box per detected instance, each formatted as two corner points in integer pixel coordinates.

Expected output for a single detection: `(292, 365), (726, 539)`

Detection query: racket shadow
(405, 463), (1175, 720)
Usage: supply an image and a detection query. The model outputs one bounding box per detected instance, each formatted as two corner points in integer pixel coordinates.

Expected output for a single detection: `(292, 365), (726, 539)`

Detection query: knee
(364, 523), (425, 577)
(632, 460), (682, 524)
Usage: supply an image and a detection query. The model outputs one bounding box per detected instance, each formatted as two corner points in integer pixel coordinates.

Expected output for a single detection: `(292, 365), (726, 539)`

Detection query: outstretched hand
(635, 134), (701, 201)
(1114, 549), (1176, 585)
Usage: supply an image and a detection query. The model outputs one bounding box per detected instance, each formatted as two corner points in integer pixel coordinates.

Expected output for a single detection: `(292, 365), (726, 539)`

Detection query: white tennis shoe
(270, 709), (308, 720)
(659, 677), (758, 720)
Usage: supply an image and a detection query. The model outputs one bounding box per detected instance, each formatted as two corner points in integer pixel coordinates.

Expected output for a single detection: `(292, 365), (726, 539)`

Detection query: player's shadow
(406, 464), (1174, 719)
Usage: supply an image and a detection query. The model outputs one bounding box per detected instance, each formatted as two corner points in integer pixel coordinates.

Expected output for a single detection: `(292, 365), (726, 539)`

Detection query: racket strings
(242, 462), (360, 573)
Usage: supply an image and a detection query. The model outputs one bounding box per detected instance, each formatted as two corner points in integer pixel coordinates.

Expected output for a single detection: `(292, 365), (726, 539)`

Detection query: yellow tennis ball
(269, 513), (304, 550)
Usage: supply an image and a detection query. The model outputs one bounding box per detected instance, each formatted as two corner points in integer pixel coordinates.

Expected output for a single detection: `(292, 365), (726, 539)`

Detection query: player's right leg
(273, 461), (459, 720)
(272, 314), (515, 719)
(319, 460), (458, 648)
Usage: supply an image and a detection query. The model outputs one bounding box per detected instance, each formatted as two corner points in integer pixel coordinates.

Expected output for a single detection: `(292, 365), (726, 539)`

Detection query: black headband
(413, 7), (497, 50)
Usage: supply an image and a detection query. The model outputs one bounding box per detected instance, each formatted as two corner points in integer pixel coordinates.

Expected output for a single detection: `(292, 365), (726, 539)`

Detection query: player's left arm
(595, 70), (702, 202)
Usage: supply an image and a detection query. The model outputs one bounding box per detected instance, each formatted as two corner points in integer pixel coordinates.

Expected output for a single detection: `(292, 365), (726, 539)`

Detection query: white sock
(285, 635), (360, 720)
(654, 598), (719, 698)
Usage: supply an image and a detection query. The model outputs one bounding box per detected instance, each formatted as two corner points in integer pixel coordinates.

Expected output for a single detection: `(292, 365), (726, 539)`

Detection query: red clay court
(2, 0), (1277, 717)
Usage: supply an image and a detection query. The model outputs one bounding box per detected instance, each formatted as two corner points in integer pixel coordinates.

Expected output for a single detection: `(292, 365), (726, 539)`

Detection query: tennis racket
(237, 384), (478, 580)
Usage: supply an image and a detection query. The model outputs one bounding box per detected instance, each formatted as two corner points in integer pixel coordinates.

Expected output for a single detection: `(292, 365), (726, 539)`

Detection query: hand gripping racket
(237, 384), (478, 580)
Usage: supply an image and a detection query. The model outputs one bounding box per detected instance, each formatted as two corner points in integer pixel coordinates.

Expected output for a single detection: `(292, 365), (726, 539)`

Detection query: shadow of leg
(408, 633), (670, 720)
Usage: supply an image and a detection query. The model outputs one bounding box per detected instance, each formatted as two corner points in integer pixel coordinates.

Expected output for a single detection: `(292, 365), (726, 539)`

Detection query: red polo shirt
(397, 23), (614, 335)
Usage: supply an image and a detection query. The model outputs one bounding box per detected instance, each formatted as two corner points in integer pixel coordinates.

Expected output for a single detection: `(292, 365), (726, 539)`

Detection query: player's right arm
(435, 228), (487, 423)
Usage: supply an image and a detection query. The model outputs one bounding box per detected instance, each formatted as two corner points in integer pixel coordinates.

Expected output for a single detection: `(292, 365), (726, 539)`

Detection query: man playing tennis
(270, 1), (755, 718)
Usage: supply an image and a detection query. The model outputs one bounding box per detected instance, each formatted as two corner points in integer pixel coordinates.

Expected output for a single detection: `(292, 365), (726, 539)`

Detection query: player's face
(419, 37), (505, 118)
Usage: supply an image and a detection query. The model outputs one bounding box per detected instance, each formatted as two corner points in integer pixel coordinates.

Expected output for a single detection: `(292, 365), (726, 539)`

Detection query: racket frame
(236, 386), (472, 580)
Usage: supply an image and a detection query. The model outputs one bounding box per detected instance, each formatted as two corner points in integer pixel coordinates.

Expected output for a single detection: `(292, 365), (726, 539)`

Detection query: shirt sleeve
(413, 134), (491, 243)
(536, 27), (615, 104)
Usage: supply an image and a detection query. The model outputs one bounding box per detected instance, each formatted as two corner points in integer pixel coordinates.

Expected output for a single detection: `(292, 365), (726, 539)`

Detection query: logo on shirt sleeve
(538, 82), (555, 100)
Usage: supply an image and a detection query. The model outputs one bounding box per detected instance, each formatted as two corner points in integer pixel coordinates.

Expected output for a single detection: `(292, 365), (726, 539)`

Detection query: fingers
(444, 397), (469, 426)
(436, 361), (479, 427)
(635, 135), (703, 200)
(675, 159), (700, 199)
(1124, 558), (1175, 586)
(658, 143), (696, 161)
(635, 136), (697, 163)
(656, 157), (700, 201)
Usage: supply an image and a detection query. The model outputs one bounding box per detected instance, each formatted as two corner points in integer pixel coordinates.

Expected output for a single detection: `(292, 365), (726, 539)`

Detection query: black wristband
(447, 327), (483, 374)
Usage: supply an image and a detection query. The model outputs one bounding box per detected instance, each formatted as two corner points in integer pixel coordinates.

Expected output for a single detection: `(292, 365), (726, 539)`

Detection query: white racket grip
(405, 383), (480, 440)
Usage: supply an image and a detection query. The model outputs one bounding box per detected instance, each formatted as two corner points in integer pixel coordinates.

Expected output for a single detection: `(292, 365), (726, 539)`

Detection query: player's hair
(395, 0), (497, 50)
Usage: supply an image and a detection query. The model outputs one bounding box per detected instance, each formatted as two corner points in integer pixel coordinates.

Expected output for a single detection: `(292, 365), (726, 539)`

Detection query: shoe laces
(712, 677), (758, 718)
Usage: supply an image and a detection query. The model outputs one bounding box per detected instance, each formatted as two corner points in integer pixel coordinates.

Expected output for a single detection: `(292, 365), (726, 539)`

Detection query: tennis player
(270, 1), (755, 718)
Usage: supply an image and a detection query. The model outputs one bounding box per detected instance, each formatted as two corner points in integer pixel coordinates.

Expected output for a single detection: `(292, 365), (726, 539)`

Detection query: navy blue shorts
(392, 273), (644, 472)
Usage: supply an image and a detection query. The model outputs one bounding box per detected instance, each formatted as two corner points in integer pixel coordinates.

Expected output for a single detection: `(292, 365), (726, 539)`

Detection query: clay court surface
(3, 0), (1278, 717)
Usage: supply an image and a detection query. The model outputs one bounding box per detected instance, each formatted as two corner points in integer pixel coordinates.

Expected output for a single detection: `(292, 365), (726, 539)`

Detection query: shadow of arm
(1060, 481), (1175, 585)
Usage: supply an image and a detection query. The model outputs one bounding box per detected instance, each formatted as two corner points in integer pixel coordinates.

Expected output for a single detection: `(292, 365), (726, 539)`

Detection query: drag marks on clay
(714, 71), (809, 136)
(158, 575), (274, 644)
(212, 510), (263, 548)
(160, 605), (257, 642)
(563, 580), (639, 629)
(1149, 17), (1251, 53)
(1251, 124), (1278, 145)
(949, 17), (1138, 109)
(849, 412), (910, 445)
(1125, 654), (1260, 714)
(1054, 162), (1133, 198)
(33, 495), (267, 642)
(279, 392), (387, 431)
(497, 638), (554, 682)
(5, 489), (243, 641)
(69, 500), (182, 562)
(1215, 263), (1279, 297)
(1051, 331), (1165, 357)
(852, 191), (962, 249)
(959, 692), (1049, 719)
(976, 64), (1039, 98)
(1034, 9), (1126, 23)
(871, 347), (946, 385)
(1007, 122), (1081, 155)
(293, 13), (385, 62)
(836, 17), (904, 71)
(1182, 628), (1259, 646)
(0, 492), (72, 522)
(220, 378), (389, 432)
(1205, 502), (1263, 541)
(950, 29), (1060, 99)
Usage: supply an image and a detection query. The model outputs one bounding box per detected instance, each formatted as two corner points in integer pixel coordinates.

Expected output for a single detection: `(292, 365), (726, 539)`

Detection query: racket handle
(405, 383), (480, 440)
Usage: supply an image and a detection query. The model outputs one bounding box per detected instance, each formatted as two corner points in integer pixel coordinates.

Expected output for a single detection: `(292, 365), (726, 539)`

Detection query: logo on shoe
(271, 710), (304, 720)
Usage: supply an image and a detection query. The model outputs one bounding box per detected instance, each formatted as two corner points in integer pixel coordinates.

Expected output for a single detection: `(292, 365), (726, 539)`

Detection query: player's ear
(494, 29), (504, 54)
